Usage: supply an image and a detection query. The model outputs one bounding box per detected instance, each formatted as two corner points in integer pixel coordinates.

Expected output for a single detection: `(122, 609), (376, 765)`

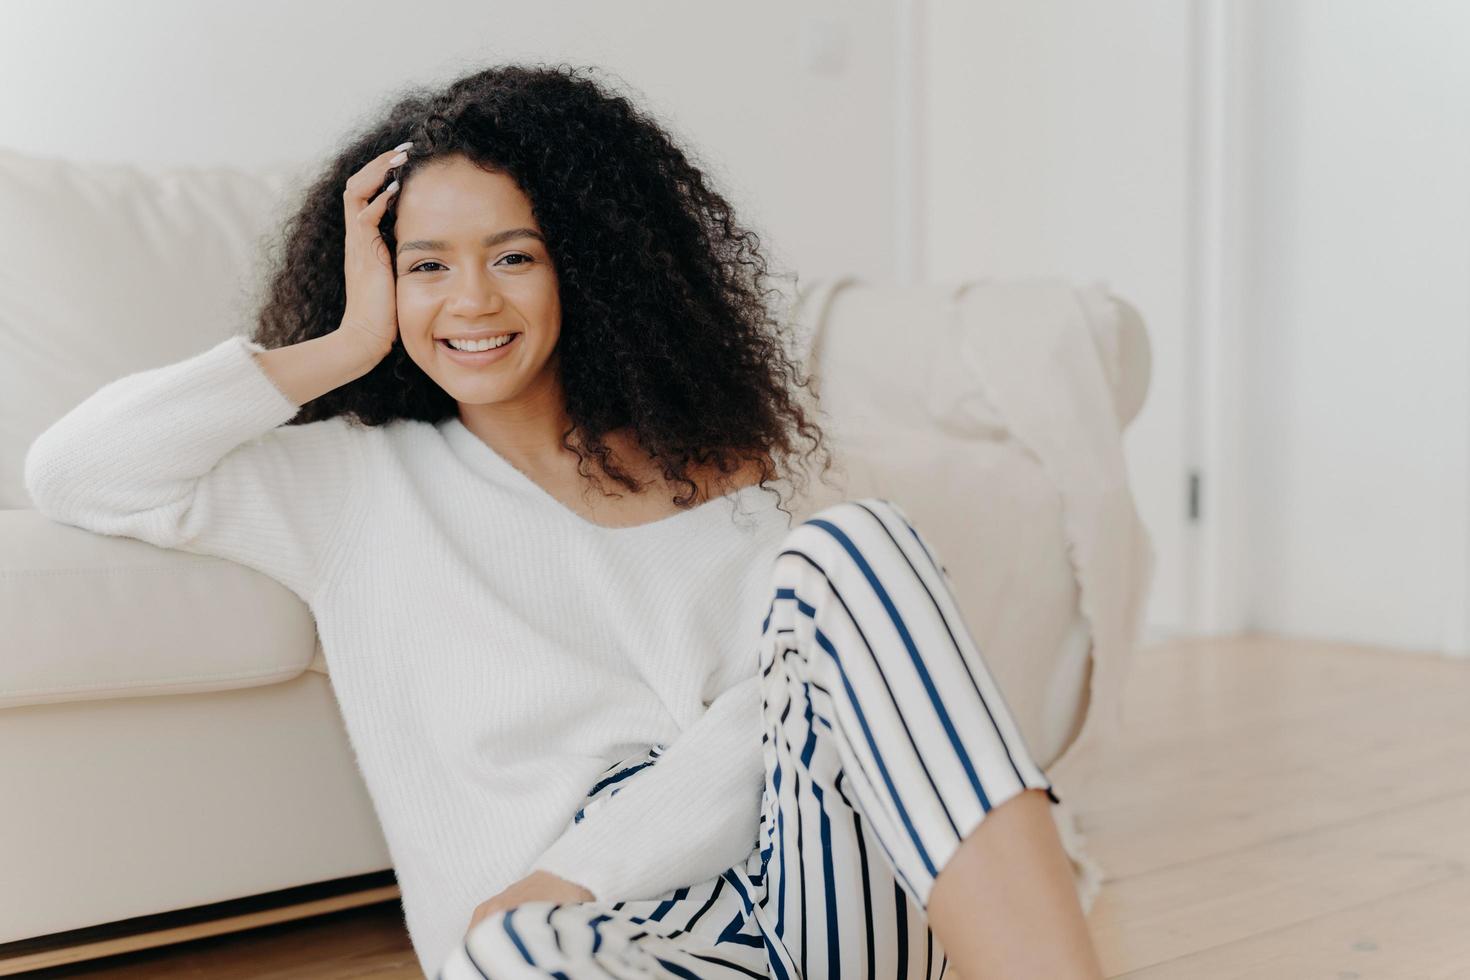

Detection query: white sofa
(0, 144), (1152, 973)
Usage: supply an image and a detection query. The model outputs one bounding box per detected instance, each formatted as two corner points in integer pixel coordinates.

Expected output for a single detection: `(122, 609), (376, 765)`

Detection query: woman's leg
(927, 788), (1102, 978)
(754, 497), (1101, 979)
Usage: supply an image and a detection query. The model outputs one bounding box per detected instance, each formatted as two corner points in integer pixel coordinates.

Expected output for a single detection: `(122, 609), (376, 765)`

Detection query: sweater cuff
(229, 334), (305, 420)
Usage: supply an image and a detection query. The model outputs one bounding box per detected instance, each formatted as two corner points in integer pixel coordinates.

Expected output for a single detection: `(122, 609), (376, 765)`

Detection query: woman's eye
(406, 254), (531, 274)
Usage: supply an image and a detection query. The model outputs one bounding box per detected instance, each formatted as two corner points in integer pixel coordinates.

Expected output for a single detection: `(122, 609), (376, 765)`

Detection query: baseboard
(0, 870), (399, 976)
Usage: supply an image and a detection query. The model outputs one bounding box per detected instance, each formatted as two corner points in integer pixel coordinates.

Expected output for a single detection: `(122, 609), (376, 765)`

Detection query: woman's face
(392, 155), (562, 408)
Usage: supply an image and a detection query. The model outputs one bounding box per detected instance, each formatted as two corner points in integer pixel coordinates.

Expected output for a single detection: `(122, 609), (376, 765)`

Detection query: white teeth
(446, 335), (514, 352)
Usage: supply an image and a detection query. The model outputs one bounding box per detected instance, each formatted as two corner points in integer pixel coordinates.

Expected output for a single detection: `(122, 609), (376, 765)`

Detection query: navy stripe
(649, 886), (689, 922)
(686, 951), (770, 979)
(772, 733), (788, 939)
(545, 904), (563, 955)
(800, 694), (819, 768)
(462, 941), (491, 979)
(680, 875), (727, 933)
(894, 879), (909, 977)
(794, 759), (808, 978)
(501, 907), (535, 967)
(811, 778), (841, 978)
(854, 807), (876, 980)
(588, 912), (612, 955)
(586, 759), (655, 797)
(652, 955), (705, 979)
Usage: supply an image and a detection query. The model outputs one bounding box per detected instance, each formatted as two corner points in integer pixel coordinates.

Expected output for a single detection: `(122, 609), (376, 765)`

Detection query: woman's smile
(438, 332), (522, 365)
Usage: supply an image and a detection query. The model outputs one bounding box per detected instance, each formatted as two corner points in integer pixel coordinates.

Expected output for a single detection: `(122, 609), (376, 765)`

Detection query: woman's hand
(466, 870), (596, 935)
(333, 140), (411, 368)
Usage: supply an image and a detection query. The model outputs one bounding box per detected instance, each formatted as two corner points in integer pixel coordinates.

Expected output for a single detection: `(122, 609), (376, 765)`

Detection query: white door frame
(1184, 0), (1251, 635)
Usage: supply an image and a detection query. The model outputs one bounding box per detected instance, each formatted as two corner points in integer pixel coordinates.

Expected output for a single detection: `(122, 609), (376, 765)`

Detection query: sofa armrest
(0, 509), (320, 710)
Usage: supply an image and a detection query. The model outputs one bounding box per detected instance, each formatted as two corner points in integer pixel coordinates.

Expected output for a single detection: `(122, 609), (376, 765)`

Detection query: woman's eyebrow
(396, 228), (545, 256)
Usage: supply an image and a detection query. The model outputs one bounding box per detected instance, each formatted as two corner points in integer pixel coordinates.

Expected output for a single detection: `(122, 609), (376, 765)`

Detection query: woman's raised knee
(782, 497), (895, 552)
(779, 497), (927, 574)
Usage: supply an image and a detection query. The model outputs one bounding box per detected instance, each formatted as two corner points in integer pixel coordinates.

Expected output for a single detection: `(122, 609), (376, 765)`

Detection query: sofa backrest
(0, 145), (299, 510)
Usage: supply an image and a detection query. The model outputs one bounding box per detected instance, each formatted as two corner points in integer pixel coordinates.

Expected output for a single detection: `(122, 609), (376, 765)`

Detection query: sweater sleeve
(22, 334), (367, 606)
(530, 673), (765, 903)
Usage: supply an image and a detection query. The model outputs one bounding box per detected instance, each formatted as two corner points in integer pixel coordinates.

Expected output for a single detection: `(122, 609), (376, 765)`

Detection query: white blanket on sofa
(785, 274), (1154, 769)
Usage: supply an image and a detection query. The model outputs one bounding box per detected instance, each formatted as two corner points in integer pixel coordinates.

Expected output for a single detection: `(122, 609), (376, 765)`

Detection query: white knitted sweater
(23, 334), (795, 978)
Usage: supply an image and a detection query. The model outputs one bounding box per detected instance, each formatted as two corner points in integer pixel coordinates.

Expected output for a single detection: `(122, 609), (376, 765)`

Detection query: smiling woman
(250, 62), (838, 519)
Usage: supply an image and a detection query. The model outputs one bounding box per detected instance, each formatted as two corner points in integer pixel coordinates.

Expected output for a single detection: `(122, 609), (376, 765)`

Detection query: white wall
(0, 0), (898, 285)
(1240, 0), (1470, 652)
(925, 0), (1195, 636)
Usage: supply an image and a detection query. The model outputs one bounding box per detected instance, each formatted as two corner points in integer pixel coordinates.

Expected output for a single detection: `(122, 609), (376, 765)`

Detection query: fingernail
(389, 151), (407, 166)
(386, 180), (400, 193)
(394, 140), (413, 152)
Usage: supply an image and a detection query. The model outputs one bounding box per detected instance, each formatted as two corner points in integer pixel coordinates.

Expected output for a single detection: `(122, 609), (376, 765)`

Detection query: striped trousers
(437, 497), (1054, 979)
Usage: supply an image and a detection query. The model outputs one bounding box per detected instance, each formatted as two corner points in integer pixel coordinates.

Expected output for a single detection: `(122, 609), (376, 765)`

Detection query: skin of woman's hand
(334, 141), (412, 367)
(465, 870), (596, 935)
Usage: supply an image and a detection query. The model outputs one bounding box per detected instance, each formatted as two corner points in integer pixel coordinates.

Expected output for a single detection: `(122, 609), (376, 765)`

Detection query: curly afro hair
(251, 61), (838, 524)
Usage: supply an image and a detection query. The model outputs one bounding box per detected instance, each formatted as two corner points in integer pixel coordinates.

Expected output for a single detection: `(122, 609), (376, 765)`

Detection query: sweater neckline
(440, 416), (771, 534)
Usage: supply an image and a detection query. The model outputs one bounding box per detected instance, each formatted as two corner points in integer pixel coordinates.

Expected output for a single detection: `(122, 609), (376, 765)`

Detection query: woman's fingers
(346, 142), (411, 270)
(336, 139), (413, 356)
(343, 140), (413, 211)
(364, 145), (411, 219)
(359, 175), (399, 229)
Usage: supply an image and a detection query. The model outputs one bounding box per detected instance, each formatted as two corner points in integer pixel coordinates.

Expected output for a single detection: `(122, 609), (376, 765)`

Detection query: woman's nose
(446, 263), (504, 314)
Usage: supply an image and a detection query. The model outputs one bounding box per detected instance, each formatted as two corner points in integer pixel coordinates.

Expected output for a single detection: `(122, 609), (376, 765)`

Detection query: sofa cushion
(0, 509), (320, 710)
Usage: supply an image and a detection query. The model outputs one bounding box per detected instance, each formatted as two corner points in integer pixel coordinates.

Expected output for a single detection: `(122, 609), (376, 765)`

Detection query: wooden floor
(24, 634), (1470, 979)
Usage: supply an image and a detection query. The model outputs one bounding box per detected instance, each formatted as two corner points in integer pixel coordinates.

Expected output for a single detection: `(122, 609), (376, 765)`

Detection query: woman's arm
(24, 331), (378, 605)
(530, 674), (765, 903)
